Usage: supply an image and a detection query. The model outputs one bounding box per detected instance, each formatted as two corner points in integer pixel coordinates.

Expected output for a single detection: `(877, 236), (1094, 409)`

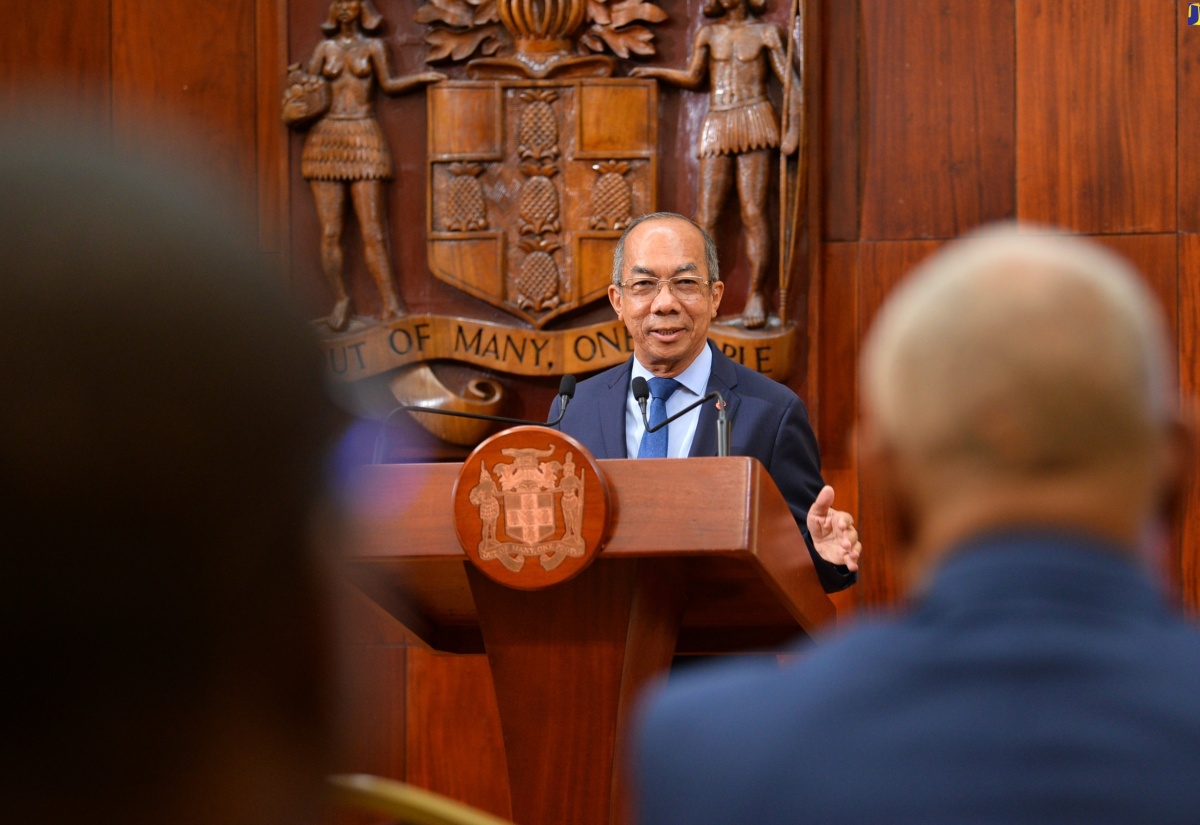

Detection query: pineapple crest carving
(425, 73), (657, 329)
(589, 160), (633, 230)
(518, 90), (560, 160)
(513, 237), (563, 311)
(519, 164), (561, 235)
(446, 162), (488, 231)
(513, 89), (563, 313)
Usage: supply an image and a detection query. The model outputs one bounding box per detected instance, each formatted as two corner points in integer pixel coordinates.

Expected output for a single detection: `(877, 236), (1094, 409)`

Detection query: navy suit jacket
(550, 342), (854, 593)
(634, 530), (1200, 824)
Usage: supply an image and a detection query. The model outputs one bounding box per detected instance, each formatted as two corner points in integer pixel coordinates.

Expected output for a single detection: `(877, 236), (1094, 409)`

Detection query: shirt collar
(631, 342), (712, 398)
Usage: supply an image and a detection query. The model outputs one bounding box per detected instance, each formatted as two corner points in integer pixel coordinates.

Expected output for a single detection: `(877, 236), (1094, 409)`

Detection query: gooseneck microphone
(631, 376), (731, 458)
(632, 375), (651, 424)
(372, 374), (577, 464)
(555, 374), (577, 420)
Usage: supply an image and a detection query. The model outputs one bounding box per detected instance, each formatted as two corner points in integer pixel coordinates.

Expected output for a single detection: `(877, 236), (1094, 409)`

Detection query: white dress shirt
(624, 344), (713, 458)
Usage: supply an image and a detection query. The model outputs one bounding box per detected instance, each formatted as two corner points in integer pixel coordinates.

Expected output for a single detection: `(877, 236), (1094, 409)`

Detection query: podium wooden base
(343, 452), (835, 825)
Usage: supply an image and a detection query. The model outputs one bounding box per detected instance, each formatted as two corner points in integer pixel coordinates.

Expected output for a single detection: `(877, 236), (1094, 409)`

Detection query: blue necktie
(637, 377), (681, 458)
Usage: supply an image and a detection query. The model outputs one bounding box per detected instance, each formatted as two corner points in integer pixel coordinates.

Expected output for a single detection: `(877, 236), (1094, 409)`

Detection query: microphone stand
(633, 379), (731, 458)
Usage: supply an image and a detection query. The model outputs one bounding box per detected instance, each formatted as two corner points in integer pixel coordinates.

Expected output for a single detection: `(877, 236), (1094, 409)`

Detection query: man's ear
(1158, 415), (1194, 527)
(608, 283), (623, 318)
(710, 279), (724, 315)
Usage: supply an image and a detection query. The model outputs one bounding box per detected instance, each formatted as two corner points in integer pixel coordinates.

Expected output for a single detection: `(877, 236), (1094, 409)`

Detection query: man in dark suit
(632, 227), (1200, 824)
(552, 212), (860, 592)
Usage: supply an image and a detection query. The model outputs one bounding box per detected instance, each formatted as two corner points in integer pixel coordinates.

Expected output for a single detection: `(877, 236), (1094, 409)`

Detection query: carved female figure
(284, 0), (442, 331)
(632, 0), (800, 329)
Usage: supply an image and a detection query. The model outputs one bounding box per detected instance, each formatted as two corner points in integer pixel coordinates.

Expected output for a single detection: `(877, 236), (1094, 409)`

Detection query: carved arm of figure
(762, 22), (802, 155)
(368, 40), (445, 95)
(629, 27), (711, 88)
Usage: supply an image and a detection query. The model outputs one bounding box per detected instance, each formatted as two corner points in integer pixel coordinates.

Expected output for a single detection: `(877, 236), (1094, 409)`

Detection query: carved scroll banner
(452, 426), (610, 589)
(322, 314), (798, 382)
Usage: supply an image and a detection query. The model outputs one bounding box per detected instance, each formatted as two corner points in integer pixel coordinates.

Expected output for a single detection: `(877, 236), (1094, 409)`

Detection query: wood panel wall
(815, 0), (1199, 614)
(4, 0), (1199, 817)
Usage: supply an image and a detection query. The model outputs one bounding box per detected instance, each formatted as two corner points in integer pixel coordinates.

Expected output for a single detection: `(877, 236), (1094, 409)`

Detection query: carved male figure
(633, 0), (801, 329)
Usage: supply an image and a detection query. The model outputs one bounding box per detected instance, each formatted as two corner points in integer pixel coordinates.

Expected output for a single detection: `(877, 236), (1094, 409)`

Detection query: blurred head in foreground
(0, 125), (340, 824)
(632, 226), (1198, 825)
(860, 225), (1185, 583)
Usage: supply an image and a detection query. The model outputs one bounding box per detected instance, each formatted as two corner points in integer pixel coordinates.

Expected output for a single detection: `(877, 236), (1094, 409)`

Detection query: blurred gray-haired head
(860, 225), (1173, 481)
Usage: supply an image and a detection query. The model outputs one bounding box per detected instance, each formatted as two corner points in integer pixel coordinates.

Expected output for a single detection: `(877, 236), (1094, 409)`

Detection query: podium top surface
(342, 456), (836, 653)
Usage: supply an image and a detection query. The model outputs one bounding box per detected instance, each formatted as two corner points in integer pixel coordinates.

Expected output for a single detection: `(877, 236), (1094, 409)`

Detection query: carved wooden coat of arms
(286, 0), (810, 449)
(428, 78), (655, 328)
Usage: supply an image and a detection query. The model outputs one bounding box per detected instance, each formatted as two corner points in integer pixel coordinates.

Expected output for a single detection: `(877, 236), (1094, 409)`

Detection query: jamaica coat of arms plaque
(453, 426), (609, 589)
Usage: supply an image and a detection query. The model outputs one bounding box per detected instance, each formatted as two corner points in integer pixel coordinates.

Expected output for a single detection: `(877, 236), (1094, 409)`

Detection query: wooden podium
(342, 430), (835, 825)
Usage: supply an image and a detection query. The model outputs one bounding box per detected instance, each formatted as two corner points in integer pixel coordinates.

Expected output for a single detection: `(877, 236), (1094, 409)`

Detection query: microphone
(372, 374), (577, 464)
(556, 374), (577, 422)
(632, 377), (731, 458)
(632, 376), (650, 425)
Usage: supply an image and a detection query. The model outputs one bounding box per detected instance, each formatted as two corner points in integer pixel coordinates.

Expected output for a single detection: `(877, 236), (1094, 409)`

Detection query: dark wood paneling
(334, 585), (409, 779)
(856, 240), (942, 608)
(1178, 1), (1200, 232)
(858, 240), (942, 344)
(0, 0), (111, 123)
(1016, 0), (1175, 234)
(111, 0), (258, 204)
(1091, 233), (1179, 343)
(814, 243), (860, 469)
(405, 650), (512, 819)
(816, 244), (862, 620)
(819, 0), (860, 241)
(859, 0), (1015, 240)
(1177, 234), (1200, 613)
(257, 0), (290, 257)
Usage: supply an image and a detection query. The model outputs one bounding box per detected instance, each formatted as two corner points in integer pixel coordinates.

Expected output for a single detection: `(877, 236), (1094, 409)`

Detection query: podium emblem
(454, 427), (609, 589)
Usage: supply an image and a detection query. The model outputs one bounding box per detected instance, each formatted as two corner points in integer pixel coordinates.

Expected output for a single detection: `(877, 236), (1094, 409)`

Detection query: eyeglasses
(619, 275), (712, 302)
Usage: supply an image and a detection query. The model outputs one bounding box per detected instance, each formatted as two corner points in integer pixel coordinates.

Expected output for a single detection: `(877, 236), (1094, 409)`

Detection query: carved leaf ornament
(417, 0), (667, 62)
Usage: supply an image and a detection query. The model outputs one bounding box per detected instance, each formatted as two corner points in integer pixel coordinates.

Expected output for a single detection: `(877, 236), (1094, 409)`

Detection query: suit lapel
(600, 358), (633, 458)
(689, 343), (742, 457)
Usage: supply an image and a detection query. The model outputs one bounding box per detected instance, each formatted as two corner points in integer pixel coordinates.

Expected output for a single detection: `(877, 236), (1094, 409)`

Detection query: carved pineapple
(589, 160), (633, 230)
(446, 162), (487, 231)
(518, 90), (559, 161)
(514, 237), (562, 311)
(518, 164), (561, 235)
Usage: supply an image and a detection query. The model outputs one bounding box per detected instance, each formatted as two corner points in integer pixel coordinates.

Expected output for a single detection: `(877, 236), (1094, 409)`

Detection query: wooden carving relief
(633, 0), (806, 329)
(285, 0), (813, 451)
(283, 0), (443, 332)
(427, 78), (656, 328)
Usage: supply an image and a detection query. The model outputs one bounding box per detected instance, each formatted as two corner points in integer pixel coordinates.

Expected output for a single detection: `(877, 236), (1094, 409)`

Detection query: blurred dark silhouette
(0, 121), (341, 825)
